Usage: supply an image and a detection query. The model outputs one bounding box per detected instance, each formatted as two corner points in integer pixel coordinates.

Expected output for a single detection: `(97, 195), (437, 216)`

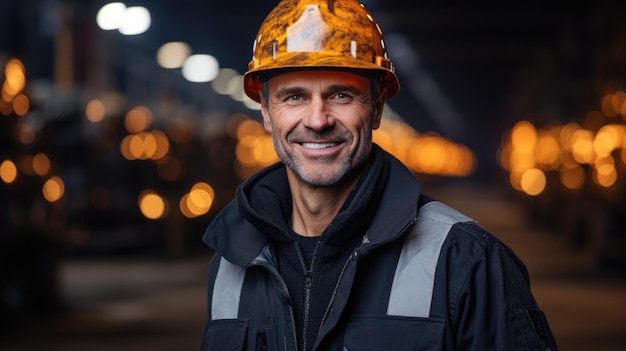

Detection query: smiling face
(260, 70), (384, 188)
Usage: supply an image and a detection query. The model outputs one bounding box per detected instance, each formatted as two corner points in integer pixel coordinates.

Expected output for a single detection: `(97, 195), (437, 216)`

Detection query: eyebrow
(326, 84), (365, 96)
(274, 84), (366, 98)
(274, 86), (307, 99)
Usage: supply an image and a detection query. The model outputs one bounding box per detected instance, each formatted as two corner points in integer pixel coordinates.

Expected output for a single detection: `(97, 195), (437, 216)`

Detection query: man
(201, 0), (558, 350)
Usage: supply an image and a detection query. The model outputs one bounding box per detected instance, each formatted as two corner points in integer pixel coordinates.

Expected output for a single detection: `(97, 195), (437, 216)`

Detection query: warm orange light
(571, 129), (595, 164)
(12, 94), (29, 116)
(179, 194), (196, 218)
(141, 132), (157, 160)
(148, 130), (170, 160)
(373, 129), (393, 154)
(509, 169), (524, 191)
(122, 131), (171, 161)
(601, 93), (618, 117)
(456, 147), (477, 176)
(129, 134), (146, 159)
(138, 190), (167, 220)
(593, 163), (617, 187)
(501, 90), (626, 196)
(0, 159), (18, 184)
(535, 133), (561, 170)
(188, 183), (214, 214)
(520, 168), (546, 196)
(120, 134), (134, 160)
(560, 163), (585, 190)
(511, 121), (537, 153)
(559, 123), (582, 151)
(180, 182), (215, 218)
(124, 106), (152, 133)
(594, 124), (623, 157)
(4, 58), (26, 96)
(252, 136), (279, 166)
(236, 119), (266, 140)
(43, 176), (65, 202)
(410, 136), (447, 175)
(85, 99), (106, 123)
(236, 140), (259, 167)
(32, 153), (51, 176)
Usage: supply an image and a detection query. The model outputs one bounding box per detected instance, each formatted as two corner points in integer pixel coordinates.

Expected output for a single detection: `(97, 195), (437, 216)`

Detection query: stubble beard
(273, 127), (372, 188)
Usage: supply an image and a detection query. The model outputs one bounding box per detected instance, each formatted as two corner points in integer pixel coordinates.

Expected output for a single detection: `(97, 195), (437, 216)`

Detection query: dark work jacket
(201, 148), (558, 351)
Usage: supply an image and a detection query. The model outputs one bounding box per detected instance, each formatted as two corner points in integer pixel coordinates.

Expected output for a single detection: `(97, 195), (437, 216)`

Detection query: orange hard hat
(243, 0), (400, 103)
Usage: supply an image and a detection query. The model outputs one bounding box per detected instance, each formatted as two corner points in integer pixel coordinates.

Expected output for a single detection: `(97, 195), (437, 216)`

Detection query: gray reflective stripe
(211, 257), (246, 320)
(387, 201), (472, 317)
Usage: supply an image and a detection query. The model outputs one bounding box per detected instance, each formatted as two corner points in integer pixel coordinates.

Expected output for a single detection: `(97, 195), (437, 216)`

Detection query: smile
(301, 142), (338, 149)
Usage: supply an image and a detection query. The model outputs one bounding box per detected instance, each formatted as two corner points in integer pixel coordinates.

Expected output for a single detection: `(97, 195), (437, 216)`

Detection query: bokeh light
(520, 168), (546, 196)
(85, 99), (106, 123)
(42, 176), (65, 202)
(124, 106), (152, 133)
(119, 6), (151, 35)
(97, 3), (150, 35)
(182, 54), (219, 83)
(4, 58), (26, 96)
(0, 159), (18, 184)
(12, 94), (29, 116)
(96, 2), (127, 30)
(157, 41), (192, 69)
(121, 130), (170, 161)
(500, 90), (626, 195)
(212, 68), (240, 95)
(180, 182), (215, 218)
(32, 153), (51, 176)
(138, 190), (167, 220)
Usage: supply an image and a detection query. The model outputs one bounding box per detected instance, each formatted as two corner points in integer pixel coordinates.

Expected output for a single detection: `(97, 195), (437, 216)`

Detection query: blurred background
(1, 0), (626, 350)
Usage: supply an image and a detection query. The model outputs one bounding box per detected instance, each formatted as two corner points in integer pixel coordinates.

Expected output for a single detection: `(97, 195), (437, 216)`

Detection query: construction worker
(201, 0), (557, 350)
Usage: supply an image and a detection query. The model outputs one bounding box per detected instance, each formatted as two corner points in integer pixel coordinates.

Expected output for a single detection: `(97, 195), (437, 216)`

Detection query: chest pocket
(203, 319), (248, 351)
(344, 316), (445, 351)
(203, 318), (279, 351)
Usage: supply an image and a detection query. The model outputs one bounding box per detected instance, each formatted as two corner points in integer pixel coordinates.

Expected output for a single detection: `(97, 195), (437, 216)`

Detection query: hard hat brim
(244, 52), (400, 103)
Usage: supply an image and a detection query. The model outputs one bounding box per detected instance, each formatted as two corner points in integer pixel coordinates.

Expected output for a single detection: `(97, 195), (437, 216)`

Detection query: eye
(331, 92), (352, 102)
(287, 94), (303, 102)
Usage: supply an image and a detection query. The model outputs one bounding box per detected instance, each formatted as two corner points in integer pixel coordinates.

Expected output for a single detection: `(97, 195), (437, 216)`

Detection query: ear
(371, 92), (386, 130)
(259, 92), (272, 133)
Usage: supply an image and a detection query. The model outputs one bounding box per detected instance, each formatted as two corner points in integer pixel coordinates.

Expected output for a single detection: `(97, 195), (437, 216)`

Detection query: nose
(302, 96), (334, 131)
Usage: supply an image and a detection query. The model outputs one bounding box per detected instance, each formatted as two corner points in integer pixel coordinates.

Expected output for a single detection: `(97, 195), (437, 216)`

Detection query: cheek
(355, 109), (376, 132)
(269, 107), (301, 134)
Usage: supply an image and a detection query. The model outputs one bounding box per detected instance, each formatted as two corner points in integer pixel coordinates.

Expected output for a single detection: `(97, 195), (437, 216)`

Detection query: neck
(287, 171), (359, 237)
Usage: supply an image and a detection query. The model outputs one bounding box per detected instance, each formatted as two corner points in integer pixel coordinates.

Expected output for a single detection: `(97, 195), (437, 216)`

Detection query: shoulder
(416, 196), (502, 247)
(414, 197), (515, 267)
(418, 198), (531, 287)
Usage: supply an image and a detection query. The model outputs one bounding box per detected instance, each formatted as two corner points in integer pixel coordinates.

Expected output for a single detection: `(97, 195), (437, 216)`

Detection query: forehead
(267, 70), (371, 90)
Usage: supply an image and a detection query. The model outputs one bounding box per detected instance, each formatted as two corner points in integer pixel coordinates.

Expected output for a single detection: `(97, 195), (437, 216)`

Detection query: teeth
(302, 142), (337, 149)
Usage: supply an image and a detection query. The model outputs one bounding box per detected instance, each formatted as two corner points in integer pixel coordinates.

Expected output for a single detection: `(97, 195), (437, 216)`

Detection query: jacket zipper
(298, 241), (320, 351)
(317, 245), (357, 337)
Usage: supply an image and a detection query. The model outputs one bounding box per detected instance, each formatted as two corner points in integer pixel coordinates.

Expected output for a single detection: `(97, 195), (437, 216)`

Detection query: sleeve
(453, 236), (558, 351)
(201, 254), (222, 349)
